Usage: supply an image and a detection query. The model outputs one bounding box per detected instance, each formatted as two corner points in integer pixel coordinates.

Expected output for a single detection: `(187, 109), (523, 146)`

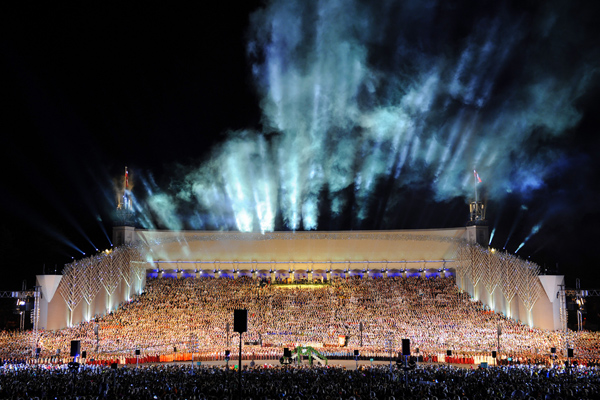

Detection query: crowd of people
(1, 276), (600, 366)
(0, 363), (599, 400)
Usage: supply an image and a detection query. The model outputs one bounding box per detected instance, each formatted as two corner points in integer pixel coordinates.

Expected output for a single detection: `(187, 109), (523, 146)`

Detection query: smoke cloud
(134, 0), (597, 233)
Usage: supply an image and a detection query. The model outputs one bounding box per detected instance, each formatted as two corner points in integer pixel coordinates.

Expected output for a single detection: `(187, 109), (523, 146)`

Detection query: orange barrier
(446, 356), (475, 364)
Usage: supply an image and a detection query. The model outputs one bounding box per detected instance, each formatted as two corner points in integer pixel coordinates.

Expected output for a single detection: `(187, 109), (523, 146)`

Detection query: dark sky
(1, 1), (599, 292)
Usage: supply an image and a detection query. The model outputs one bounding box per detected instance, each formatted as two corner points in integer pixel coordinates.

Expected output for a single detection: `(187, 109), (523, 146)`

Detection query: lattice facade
(454, 242), (543, 323)
(517, 261), (542, 314)
(57, 244), (146, 324)
(80, 259), (101, 309)
(58, 263), (83, 322)
(482, 250), (502, 304)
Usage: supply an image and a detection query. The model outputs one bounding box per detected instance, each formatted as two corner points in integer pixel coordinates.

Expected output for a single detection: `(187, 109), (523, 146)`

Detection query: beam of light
(488, 227), (496, 246)
(515, 242), (525, 253)
(5, 183), (93, 259)
(128, 0), (595, 233)
(504, 205), (527, 250)
(515, 223), (543, 254)
(96, 214), (113, 247)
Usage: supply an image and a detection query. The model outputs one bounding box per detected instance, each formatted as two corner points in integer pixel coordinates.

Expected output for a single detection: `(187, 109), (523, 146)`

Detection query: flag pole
(474, 170), (478, 203)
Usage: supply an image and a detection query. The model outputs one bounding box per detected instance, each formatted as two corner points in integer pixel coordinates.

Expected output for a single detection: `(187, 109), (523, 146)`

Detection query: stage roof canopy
(135, 229), (467, 266)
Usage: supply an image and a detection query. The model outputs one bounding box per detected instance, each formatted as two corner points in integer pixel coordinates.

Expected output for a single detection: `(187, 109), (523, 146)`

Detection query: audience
(1, 276), (599, 367)
(0, 363), (599, 400)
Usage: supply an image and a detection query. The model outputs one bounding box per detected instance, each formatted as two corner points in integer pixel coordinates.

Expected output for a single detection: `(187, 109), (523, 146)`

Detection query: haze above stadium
(0, 0), (599, 291)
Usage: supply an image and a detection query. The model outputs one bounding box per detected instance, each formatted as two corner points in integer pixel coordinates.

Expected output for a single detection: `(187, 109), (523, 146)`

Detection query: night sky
(1, 0), (600, 296)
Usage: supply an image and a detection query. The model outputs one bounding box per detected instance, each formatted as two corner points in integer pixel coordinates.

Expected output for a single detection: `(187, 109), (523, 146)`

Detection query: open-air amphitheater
(7, 220), (597, 365)
(42, 227), (561, 329)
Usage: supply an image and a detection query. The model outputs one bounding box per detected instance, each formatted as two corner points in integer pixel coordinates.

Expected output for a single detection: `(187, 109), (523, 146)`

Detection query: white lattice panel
(500, 252), (519, 305)
(81, 258), (101, 306)
(98, 252), (121, 297)
(58, 263), (83, 312)
(483, 250), (502, 296)
(468, 245), (487, 289)
(517, 261), (542, 313)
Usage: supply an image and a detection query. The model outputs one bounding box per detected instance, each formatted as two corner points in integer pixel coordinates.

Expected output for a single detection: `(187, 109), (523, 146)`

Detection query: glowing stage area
(35, 226), (564, 334)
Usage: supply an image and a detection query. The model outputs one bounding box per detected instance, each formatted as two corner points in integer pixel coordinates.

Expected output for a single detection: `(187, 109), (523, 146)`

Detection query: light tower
(113, 166), (135, 246)
(466, 170), (489, 247)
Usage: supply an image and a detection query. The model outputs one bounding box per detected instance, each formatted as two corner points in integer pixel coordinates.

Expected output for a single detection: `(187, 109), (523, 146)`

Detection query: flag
(474, 170), (482, 183)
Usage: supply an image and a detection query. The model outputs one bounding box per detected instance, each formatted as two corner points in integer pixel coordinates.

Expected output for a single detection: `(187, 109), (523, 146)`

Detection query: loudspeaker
(568, 348), (574, 358)
(492, 351), (497, 358)
(135, 349), (140, 356)
(447, 350), (452, 356)
(82, 351), (87, 359)
(174, 347), (177, 353)
(110, 363), (118, 369)
(354, 350), (359, 356)
(36, 347), (41, 354)
(70, 340), (80, 357)
(551, 347), (556, 354)
(359, 322), (363, 332)
(402, 339), (410, 356)
(283, 348), (291, 358)
(225, 350), (231, 356)
(234, 309), (248, 333)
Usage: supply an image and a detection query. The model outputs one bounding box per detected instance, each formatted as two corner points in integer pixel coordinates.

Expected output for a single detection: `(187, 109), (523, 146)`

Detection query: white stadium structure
(34, 215), (565, 333)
